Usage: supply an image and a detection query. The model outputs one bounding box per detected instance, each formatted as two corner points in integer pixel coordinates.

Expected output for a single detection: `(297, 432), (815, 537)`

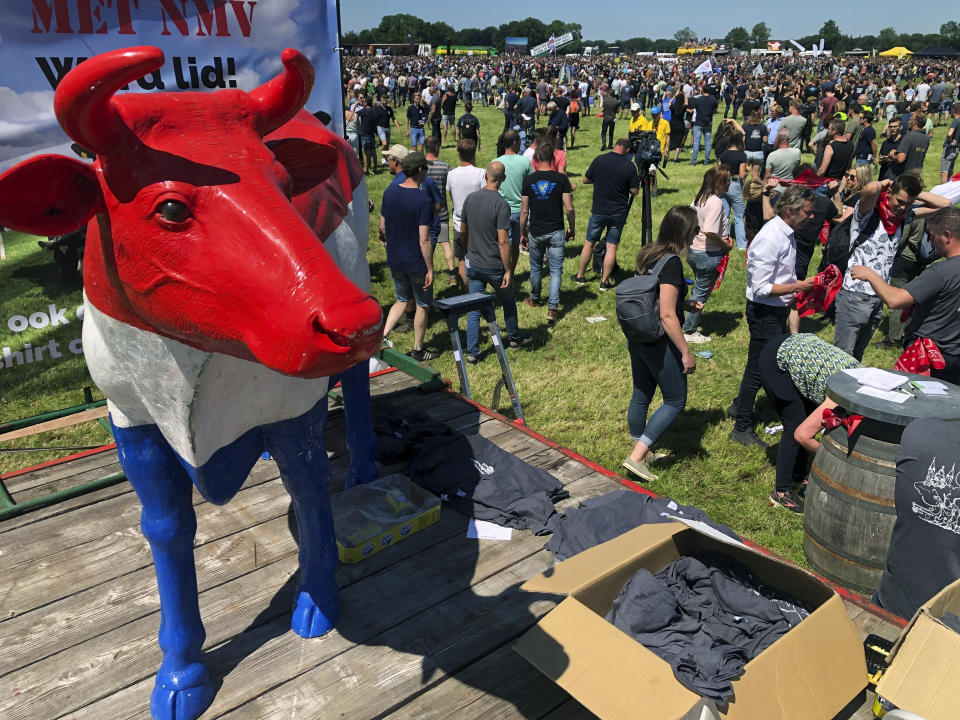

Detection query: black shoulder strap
(648, 253), (676, 277)
(849, 207), (882, 255)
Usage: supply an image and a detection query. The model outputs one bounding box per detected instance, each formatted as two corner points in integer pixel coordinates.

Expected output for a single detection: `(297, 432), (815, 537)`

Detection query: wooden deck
(0, 368), (902, 720)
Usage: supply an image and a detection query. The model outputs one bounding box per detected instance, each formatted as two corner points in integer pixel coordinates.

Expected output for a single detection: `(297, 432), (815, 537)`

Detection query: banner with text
(1, 0), (346, 170)
(0, 1), (345, 412)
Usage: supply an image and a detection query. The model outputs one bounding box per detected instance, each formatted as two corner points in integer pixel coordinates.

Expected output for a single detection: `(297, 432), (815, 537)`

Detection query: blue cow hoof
(150, 663), (214, 720)
(291, 589), (339, 638)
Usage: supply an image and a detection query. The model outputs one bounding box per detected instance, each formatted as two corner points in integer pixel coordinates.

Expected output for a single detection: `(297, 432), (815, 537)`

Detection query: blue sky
(341, 2), (955, 43)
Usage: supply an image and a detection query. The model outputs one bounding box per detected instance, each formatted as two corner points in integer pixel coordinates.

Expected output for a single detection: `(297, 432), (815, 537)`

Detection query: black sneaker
(408, 348), (440, 362)
(770, 489), (804, 513)
(573, 274), (587, 286)
(728, 428), (766, 448)
(509, 335), (533, 349)
(598, 280), (614, 292)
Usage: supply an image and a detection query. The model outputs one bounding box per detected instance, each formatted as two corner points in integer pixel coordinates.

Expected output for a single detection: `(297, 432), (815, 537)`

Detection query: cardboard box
(875, 577), (960, 720)
(514, 522), (866, 720)
(332, 475), (441, 563)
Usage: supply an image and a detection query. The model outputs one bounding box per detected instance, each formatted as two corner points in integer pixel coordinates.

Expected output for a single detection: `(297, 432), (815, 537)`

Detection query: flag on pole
(548, 34), (556, 54)
(753, 63), (764, 77)
(694, 58), (712, 76)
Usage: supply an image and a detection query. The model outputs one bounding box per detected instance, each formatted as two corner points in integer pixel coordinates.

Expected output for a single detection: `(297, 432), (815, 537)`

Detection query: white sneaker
(683, 332), (712, 345)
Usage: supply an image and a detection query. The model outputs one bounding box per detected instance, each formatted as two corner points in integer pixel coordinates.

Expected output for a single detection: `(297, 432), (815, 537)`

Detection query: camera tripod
(631, 160), (670, 246)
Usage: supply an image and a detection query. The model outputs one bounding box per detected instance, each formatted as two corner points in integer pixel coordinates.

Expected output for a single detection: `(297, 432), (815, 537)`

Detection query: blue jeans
(627, 339), (688, 448)
(509, 211), (522, 246)
(690, 126), (711, 165)
(528, 229), (565, 309)
(682, 248), (724, 333)
(410, 128), (425, 147)
(466, 266), (520, 356)
(724, 180), (747, 250)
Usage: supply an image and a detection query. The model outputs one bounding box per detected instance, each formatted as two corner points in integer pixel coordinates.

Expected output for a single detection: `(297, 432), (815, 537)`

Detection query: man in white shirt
(446, 138), (488, 286)
(833, 175), (948, 360)
(730, 186), (816, 447)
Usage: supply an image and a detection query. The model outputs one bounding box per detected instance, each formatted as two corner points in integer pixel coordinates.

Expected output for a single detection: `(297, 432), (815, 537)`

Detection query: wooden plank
(11, 459), (125, 506)
(216, 552), (558, 720)
(3, 448), (119, 495)
(0, 407), (109, 443)
(67, 471), (617, 720)
(0, 476), (288, 620)
(0, 458), (279, 564)
(381, 642), (569, 720)
(539, 699), (595, 720)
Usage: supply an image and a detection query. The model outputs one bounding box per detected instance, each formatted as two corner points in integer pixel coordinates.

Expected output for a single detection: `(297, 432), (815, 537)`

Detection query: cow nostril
(312, 316), (353, 348)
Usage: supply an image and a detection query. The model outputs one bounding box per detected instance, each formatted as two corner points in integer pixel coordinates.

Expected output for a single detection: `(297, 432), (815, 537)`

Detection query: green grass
(1, 106), (950, 569)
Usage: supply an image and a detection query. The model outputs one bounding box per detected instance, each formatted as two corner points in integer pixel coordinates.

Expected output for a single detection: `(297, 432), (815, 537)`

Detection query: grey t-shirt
(903, 255), (960, 355)
(779, 114), (807, 149)
(461, 188), (511, 270)
(898, 129), (931, 174)
(765, 147), (801, 180)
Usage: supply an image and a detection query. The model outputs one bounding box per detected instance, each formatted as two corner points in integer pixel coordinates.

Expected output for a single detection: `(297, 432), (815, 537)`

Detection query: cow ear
(0, 155), (101, 236)
(266, 138), (339, 197)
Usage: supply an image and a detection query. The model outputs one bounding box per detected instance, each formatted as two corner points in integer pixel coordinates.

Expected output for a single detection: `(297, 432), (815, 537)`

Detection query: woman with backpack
(683, 166), (733, 345)
(620, 206), (703, 482)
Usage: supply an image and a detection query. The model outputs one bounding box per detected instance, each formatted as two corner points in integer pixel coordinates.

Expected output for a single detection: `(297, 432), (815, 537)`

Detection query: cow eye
(156, 199), (191, 224)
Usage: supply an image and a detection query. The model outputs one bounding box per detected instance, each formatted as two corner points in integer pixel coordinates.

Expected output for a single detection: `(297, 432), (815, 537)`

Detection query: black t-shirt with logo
(877, 417), (960, 619)
(584, 152), (639, 216)
(406, 103), (426, 129)
(522, 170), (572, 235)
(898, 129), (931, 174)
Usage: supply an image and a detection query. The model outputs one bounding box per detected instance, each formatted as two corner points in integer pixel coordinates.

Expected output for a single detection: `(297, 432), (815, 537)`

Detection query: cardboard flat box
(514, 522), (866, 720)
(875, 577), (960, 720)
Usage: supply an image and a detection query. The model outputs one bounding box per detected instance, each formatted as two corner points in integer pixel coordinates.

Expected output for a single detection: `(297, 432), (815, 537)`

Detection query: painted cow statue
(0, 47), (383, 720)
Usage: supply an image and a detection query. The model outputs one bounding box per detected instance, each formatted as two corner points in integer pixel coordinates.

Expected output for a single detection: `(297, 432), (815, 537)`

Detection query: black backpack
(820, 207), (881, 276)
(615, 254), (675, 344)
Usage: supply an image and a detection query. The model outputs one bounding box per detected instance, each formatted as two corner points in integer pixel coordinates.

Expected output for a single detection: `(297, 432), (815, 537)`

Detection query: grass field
(1, 105), (950, 567)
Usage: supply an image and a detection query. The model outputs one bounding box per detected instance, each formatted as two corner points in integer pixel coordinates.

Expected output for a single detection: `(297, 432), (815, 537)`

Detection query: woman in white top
(682, 166), (733, 344)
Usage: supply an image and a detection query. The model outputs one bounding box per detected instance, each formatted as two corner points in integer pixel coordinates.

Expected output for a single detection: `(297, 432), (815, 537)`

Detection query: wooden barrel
(803, 420), (900, 596)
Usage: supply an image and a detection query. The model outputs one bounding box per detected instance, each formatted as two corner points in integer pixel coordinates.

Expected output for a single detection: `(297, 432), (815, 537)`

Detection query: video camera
(629, 130), (663, 168)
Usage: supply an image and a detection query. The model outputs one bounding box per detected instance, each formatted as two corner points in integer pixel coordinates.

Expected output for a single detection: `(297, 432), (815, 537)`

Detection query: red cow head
(0, 47), (382, 378)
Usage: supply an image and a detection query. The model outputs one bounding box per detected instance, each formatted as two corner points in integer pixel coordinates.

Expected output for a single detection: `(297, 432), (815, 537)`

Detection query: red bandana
(795, 264), (843, 318)
(712, 254), (730, 291)
(778, 168), (831, 189)
(823, 408), (864, 437)
(876, 190), (905, 236)
(895, 338), (946, 376)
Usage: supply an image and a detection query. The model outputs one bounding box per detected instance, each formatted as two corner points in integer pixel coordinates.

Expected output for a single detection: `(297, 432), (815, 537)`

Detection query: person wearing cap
(379, 151), (439, 363)
(650, 105), (670, 162)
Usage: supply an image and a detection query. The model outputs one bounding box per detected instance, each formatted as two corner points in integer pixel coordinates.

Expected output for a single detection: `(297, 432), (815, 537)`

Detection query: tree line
(343, 15), (960, 55)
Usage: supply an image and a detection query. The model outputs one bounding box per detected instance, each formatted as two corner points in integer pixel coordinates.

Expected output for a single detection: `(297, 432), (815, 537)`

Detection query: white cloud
(233, 67), (262, 92)
(0, 87), (57, 140)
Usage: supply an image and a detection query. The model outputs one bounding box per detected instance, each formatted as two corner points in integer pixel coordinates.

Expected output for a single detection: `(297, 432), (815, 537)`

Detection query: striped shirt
(426, 159), (450, 222)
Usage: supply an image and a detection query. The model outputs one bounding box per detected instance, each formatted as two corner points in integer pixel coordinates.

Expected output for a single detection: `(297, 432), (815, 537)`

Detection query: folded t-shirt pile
(546, 490), (739, 561)
(606, 552), (809, 704)
(371, 401), (452, 464)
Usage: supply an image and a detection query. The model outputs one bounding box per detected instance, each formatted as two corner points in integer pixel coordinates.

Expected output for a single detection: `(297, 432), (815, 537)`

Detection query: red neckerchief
(795, 264), (843, 318)
(876, 190), (905, 236)
(712, 254), (730, 290)
(895, 338), (946, 376)
(823, 408), (864, 437)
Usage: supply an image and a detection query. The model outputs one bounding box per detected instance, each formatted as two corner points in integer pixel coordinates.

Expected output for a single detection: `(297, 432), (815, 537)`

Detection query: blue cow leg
(265, 400), (340, 638)
(334, 361), (377, 489)
(112, 421), (214, 720)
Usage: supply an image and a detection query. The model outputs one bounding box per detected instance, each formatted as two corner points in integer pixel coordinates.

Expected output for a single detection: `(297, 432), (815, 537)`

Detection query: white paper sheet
(914, 380), (949, 395)
(842, 367), (909, 391)
(466, 519), (513, 540)
(856, 385), (911, 404)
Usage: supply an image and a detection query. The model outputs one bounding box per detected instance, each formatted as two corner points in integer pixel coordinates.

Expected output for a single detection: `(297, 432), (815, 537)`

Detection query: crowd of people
(359, 49), (960, 520)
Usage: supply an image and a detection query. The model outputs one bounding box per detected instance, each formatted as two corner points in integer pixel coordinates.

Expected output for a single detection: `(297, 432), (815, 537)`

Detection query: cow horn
(54, 46), (164, 155)
(251, 49), (315, 137)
